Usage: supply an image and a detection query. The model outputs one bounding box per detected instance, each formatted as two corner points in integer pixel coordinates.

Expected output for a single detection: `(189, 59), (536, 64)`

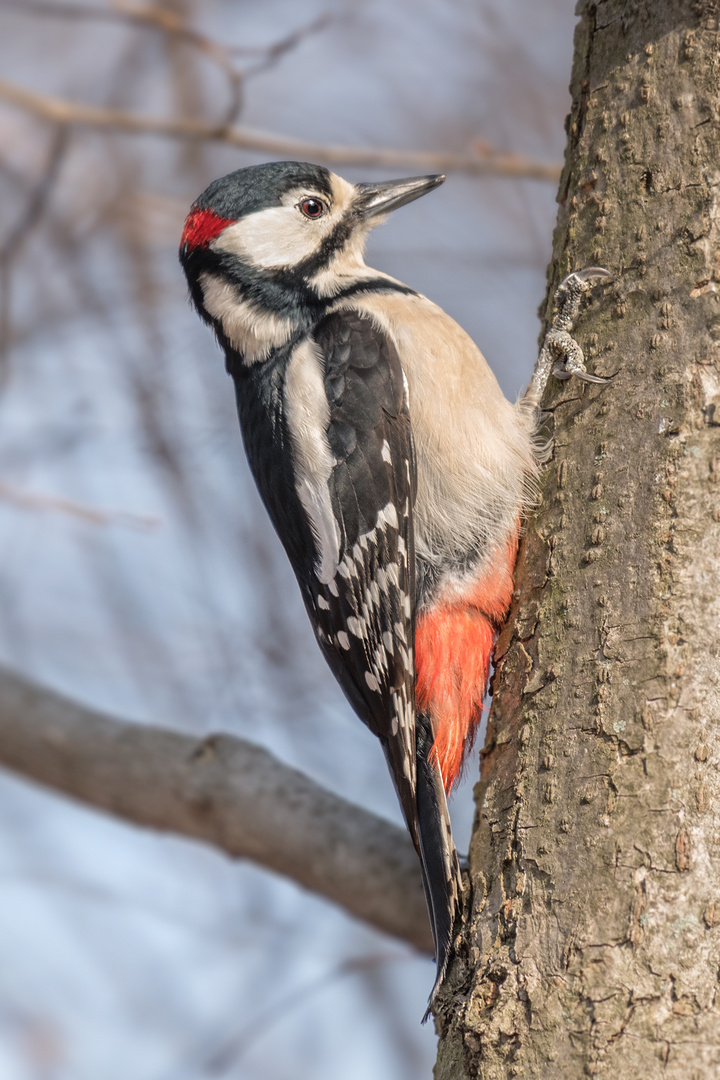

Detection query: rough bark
(436, 2), (720, 1077)
(0, 666), (432, 954)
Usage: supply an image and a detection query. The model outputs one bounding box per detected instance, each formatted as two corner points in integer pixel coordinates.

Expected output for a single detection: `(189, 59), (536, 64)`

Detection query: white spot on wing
(317, 594), (330, 610)
(381, 439), (392, 463)
(373, 645), (388, 675)
(337, 631), (350, 650)
(365, 672), (380, 692)
(391, 688), (415, 785)
(378, 502), (399, 530)
(383, 562), (400, 586)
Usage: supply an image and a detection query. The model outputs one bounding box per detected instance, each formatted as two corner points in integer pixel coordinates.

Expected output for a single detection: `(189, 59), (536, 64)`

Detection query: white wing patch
(284, 340), (341, 584)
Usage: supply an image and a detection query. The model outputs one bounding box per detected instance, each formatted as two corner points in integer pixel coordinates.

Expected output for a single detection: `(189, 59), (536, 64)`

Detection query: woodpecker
(179, 161), (610, 1014)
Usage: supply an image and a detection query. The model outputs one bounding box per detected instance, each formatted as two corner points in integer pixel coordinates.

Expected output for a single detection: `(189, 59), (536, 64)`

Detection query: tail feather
(415, 714), (462, 1022)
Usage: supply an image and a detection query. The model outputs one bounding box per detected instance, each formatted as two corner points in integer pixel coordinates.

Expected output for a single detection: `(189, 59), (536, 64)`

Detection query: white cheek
(213, 207), (334, 269)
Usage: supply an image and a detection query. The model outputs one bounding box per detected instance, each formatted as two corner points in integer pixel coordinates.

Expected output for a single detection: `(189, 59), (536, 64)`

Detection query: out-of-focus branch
(0, 480), (160, 529)
(1, 1), (329, 60)
(0, 126), (68, 376)
(1, 2), (333, 128)
(0, 666), (433, 954)
(0, 77), (561, 182)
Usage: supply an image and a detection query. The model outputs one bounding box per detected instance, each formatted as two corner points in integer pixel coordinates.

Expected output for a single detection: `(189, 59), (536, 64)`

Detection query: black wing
(307, 310), (460, 1011)
(230, 308), (459, 1009)
(309, 310), (418, 829)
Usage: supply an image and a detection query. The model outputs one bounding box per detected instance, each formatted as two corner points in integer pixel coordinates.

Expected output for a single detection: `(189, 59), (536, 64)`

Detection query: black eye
(299, 198), (325, 219)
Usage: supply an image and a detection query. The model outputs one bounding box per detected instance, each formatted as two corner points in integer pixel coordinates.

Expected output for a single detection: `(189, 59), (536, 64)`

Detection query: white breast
(331, 289), (539, 593)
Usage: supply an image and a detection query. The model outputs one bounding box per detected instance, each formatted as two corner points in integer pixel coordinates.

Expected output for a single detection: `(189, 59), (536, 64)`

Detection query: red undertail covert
(415, 535), (519, 792)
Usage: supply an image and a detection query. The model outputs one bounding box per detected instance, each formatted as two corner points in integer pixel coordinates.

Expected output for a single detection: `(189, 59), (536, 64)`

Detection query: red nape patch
(180, 207), (233, 250)
(415, 538), (519, 793)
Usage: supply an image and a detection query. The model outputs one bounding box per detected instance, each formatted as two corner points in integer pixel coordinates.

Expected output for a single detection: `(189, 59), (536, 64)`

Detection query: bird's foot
(525, 267), (614, 405)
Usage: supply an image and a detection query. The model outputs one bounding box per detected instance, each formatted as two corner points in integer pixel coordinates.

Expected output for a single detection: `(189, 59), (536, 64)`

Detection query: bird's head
(179, 161), (444, 353)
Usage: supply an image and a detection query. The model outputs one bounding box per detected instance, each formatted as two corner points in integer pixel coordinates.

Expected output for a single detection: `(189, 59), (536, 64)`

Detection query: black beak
(355, 174), (445, 219)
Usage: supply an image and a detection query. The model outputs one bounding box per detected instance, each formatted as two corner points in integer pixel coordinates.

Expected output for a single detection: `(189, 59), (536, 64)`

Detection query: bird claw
(553, 366), (612, 385)
(559, 266), (615, 288)
(525, 266), (614, 404)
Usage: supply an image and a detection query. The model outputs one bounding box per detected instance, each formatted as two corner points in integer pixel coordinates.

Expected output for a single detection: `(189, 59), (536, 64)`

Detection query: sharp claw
(576, 266), (614, 282)
(559, 266), (614, 289)
(528, 269), (615, 404)
(575, 371), (613, 384)
(553, 365), (615, 385)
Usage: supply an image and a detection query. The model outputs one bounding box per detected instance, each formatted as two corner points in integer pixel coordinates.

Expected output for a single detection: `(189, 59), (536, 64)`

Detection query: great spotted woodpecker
(179, 161), (610, 1013)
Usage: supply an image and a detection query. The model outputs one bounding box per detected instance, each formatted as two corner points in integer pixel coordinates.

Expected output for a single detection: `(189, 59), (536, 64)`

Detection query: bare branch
(1, 1), (326, 59)
(240, 14), (334, 77)
(0, 666), (433, 954)
(1, 2), (334, 126)
(0, 77), (561, 182)
(0, 480), (160, 529)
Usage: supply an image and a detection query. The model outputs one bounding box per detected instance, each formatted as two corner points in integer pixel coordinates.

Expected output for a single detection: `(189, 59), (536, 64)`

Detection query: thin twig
(1, 2), (334, 127)
(0, 126), (68, 382)
(0, 481), (160, 530)
(240, 13), (334, 76)
(1, 1), (326, 58)
(0, 77), (561, 181)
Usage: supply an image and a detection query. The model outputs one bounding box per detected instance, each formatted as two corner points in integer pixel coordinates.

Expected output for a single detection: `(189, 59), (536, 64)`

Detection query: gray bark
(435, 2), (720, 1077)
(0, 666), (432, 954)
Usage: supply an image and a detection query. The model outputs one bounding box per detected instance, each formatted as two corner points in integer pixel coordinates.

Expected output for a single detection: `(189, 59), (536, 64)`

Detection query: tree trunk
(435, 3), (720, 1077)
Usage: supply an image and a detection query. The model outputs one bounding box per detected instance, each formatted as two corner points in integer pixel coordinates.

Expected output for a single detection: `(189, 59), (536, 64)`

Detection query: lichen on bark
(435, 3), (720, 1077)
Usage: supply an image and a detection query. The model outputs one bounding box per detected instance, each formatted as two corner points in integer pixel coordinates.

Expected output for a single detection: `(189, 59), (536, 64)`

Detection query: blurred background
(0, 1), (575, 1076)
